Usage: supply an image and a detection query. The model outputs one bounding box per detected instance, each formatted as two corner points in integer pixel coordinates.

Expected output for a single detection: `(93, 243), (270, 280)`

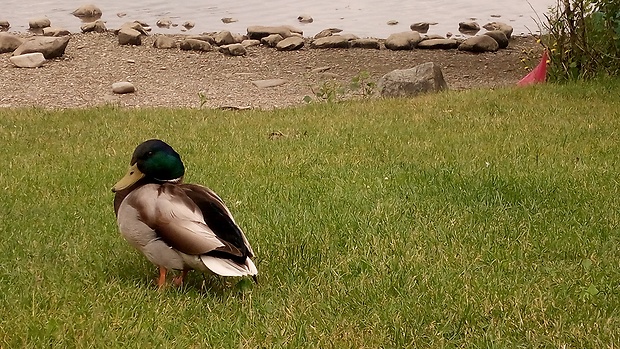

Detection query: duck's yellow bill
(112, 163), (144, 192)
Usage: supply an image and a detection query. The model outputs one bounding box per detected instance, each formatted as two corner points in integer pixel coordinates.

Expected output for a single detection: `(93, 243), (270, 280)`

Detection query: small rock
(378, 62), (448, 98)
(180, 38), (213, 51)
(187, 35), (215, 45)
(241, 39), (261, 48)
(118, 27), (142, 45)
(156, 18), (173, 28)
(153, 35), (177, 49)
(417, 38), (458, 49)
(81, 20), (107, 33)
(120, 22), (149, 36)
(459, 21), (481, 34)
(112, 82), (136, 94)
(0, 33), (24, 53)
(490, 14), (502, 18)
(310, 35), (351, 49)
(261, 34), (284, 47)
(483, 21), (513, 39)
(247, 25), (293, 40)
(232, 33), (245, 43)
(42, 27), (71, 37)
(314, 28), (342, 39)
(410, 22), (430, 33)
(350, 38), (381, 49)
(458, 35), (499, 52)
(222, 17), (238, 24)
(9, 52), (46, 68)
(0, 20), (10, 30)
(133, 20), (150, 28)
(220, 43), (246, 56)
(423, 34), (445, 40)
(298, 14), (313, 23)
(182, 21), (195, 30)
(29, 17), (51, 29)
(252, 79), (287, 88)
(117, 12), (127, 18)
(384, 31), (422, 50)
(276, 36), (304, 51)
(387, 20), (399, 25)
(484, 30), (509, 49)
(13, 36), (70, 58)
(214, 30), (235, 46)
(72, 4), (102, 18)
(339, 33), (360, 41)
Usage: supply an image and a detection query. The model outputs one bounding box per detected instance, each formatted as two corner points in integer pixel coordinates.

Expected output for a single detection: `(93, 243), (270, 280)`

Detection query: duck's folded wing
(151, 185), (226, 255)
(181, 184), (255, 258)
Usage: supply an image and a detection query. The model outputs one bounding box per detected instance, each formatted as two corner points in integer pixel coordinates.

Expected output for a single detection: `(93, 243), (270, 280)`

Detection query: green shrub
(544, 0), (620, 80)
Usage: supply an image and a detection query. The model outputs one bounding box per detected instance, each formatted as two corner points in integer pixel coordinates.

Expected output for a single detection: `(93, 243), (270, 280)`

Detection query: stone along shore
(0, 4), (539, 109)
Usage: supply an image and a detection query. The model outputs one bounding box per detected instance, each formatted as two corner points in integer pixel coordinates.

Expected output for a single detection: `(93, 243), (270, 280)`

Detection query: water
(2, 0), (554, 38)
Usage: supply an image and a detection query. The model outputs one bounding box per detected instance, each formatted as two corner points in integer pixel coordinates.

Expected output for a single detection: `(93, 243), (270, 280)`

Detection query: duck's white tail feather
(201, 256), (258, 276)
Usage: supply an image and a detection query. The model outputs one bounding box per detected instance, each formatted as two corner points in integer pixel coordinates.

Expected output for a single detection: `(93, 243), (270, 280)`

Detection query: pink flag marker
(518, 50), (549, 86)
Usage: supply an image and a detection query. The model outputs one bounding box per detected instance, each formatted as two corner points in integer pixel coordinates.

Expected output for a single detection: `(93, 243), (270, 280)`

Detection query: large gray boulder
(13, 36), (70, 58)
(458, 35), (499, 52)
(0, 33), (24, 53)
(378, 62), (448, 98)
(384, 31), (422, 50)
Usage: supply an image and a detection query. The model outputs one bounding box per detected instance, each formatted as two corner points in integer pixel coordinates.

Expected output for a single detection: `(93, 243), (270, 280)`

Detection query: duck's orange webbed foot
(172, 269), (189, 287)
(156, 266), (167, 289)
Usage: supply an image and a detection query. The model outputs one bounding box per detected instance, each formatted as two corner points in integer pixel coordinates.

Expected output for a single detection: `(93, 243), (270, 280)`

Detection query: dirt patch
(0, 33), (542, 109)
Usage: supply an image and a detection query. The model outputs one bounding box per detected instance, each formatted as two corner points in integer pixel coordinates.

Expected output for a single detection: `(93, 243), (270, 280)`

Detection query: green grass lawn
(1, 80), (619, 348)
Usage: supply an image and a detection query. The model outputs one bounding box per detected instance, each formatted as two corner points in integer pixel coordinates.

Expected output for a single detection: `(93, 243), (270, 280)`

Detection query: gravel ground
(0, 32), (541, 109)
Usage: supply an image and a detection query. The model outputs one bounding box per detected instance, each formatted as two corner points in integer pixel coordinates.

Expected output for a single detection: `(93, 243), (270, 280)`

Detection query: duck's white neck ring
(154, 177), (183, 184)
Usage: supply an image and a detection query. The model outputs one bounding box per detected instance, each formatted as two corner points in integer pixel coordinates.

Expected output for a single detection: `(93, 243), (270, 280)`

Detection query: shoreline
(1, 1), (552, 39)
(0, 32), (541, 110)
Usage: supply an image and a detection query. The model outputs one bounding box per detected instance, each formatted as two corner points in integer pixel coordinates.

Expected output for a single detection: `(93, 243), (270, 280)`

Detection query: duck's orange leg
(173, 269), (189, 287)
(156, 266), (167, 288)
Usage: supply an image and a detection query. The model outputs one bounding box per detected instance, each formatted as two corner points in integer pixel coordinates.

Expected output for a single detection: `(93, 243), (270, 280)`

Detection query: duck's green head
(112, 139), (185, 192)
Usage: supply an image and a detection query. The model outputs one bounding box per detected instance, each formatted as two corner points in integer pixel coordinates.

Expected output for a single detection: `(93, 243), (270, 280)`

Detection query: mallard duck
(112, 139), (257, 287)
